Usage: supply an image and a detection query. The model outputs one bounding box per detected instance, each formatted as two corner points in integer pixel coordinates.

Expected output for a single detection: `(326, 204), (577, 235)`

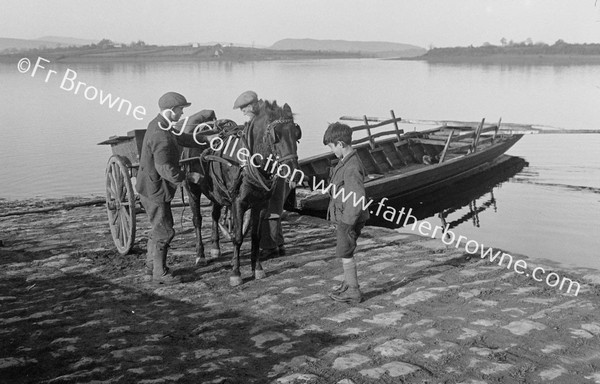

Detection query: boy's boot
(330, 258), (362, 304)
(331, 280), (349, 294)
(152, 243), (181, 285)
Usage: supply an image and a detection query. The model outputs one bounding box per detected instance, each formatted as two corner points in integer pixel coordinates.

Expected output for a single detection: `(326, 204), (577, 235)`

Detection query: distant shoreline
(395, 54), (600, 65)
(0, 54), (364, 64)
(4, 52), (600, 66)
(4, 40), (600, 66)
(0, 45), (374, 64)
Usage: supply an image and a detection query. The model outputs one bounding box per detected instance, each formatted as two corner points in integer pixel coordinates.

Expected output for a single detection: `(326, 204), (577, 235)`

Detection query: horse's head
(251, 100), (302, 184)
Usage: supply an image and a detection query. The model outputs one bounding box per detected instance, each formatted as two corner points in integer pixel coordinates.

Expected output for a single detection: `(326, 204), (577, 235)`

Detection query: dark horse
(182, 101), (301, 286)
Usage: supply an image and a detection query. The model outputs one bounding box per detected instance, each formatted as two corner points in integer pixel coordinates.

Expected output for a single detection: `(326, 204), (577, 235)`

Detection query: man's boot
(144, 240), (155, 278)
(152, 243), (181, 285)
(277, 244), (286, 257)
(330, 258), (362, 304)
(260, 218), (287, 259)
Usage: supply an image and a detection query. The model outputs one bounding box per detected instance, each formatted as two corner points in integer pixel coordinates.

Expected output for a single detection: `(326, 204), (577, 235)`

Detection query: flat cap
(159, 92), (191, 110)
(233, 90), (258, 109)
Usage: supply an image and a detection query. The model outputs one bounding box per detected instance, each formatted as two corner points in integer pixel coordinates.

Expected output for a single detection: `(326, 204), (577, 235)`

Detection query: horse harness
(242, 117), (297, 190)
(201, 117), (297, 205)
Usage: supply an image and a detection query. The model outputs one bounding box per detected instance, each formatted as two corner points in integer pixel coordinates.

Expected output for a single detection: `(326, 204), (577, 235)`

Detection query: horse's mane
(257, 100), (283, 120)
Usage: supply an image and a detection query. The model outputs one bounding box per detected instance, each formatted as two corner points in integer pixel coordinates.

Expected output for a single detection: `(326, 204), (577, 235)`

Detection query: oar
(339, 115), (600, 134)
(498, 127), (600, 135)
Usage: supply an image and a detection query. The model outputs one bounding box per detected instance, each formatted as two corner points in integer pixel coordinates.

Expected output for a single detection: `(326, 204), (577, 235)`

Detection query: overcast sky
(2, 0), (599, 48)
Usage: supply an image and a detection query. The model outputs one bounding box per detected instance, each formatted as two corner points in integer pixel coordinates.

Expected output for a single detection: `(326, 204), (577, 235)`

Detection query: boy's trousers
(336, 221), (366, 259)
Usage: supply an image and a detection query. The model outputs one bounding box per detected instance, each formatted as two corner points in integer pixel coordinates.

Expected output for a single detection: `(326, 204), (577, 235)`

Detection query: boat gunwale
(362, 134), (523, 188)
(294, 133), (523, 210)
(298, 116), (519, 165)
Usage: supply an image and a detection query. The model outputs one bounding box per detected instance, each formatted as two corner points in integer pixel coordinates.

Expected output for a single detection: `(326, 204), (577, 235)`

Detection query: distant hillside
(0, 37), (61, 51)
(199, 41), (268, 49)
(36, 36), (97, 46)
(270, 38), (426, 57)
(0, 36), (96, 52)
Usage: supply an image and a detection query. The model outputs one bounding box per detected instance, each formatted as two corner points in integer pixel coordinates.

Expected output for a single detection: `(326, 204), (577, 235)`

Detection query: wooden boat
(292, 113), (524, 211)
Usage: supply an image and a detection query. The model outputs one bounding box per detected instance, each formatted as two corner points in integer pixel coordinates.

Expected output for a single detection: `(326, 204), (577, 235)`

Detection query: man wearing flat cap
(234, 90), (291, 259)
(233, 90), (260, 122)
(137, 91), (213, 285)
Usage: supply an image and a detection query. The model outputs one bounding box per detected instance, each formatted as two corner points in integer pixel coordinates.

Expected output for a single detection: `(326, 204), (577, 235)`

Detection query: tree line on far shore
(0, 38), (366, 62)
(1, 39), (151, 54)
(424, 39), (600, 57)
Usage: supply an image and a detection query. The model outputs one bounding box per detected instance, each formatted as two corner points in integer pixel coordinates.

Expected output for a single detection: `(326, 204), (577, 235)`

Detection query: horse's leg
(210, 204), (222, 259)
(251, 205), (267, 280)
(186, 183), (206, 266)
(229, 201), (246, 287)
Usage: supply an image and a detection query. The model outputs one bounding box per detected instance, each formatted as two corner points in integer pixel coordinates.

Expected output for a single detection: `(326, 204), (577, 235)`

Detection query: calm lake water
(1, 58), (599, 270)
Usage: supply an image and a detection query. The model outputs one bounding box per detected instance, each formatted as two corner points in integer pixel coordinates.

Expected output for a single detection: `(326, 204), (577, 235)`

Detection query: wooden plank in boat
(410, 138), (464, 147)
(370, 147), (394, 170)
(438, 130), (456, 163)
(446, 137), (494, 154)
(402, 126), (448, 137)
(356, 147), (384, 174)
(429, 127), (497, 143)
(349, 117), (403, 132)
(430, 125), (497, 136)
(352, 129), (406, 145)
(366, 173), (386, 182)
(378, 141), (407, 167)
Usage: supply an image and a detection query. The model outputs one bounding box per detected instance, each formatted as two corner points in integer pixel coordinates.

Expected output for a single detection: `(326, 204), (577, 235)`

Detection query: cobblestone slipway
(1, 197), (600, 384)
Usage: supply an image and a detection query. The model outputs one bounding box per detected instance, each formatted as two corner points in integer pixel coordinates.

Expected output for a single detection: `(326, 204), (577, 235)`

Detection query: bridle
(264, 118), (299, 164)
(240, 109), (301, 192)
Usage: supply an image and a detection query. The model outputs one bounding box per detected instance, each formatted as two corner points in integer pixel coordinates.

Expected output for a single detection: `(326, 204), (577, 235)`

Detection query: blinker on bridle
(264, 118), (299, 163)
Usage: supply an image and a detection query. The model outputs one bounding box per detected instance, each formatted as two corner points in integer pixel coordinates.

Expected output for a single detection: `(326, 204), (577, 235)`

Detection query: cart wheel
(105, 155), (136, 255)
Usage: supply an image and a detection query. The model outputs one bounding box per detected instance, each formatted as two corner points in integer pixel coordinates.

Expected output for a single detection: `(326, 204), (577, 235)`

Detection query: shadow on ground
(0, 271), (349, 383)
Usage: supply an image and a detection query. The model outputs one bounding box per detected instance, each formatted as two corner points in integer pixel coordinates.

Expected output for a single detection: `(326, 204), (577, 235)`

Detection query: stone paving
(1, 197), (600, 383)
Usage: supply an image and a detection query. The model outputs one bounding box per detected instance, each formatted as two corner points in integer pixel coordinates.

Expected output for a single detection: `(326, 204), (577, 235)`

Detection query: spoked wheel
(219, 207), (251, 242)
(105, 155), (136, 255)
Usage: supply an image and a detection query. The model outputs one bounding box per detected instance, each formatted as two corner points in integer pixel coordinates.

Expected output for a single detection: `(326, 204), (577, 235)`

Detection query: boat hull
(295, 134), (523, 211)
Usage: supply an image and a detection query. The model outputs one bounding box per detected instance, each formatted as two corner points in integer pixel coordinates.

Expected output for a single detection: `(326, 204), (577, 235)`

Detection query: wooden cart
(98, 128), (250, 256)
(98, 130), (146, 255)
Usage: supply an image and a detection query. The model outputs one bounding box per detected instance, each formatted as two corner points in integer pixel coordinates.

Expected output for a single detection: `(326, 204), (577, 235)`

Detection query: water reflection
(368, 156), (528, 231)
(438, 191), (496, 230)
(60, 60), (244, 75)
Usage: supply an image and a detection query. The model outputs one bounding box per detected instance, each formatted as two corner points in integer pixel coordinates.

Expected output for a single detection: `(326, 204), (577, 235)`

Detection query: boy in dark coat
(323, 122), (370, 304)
